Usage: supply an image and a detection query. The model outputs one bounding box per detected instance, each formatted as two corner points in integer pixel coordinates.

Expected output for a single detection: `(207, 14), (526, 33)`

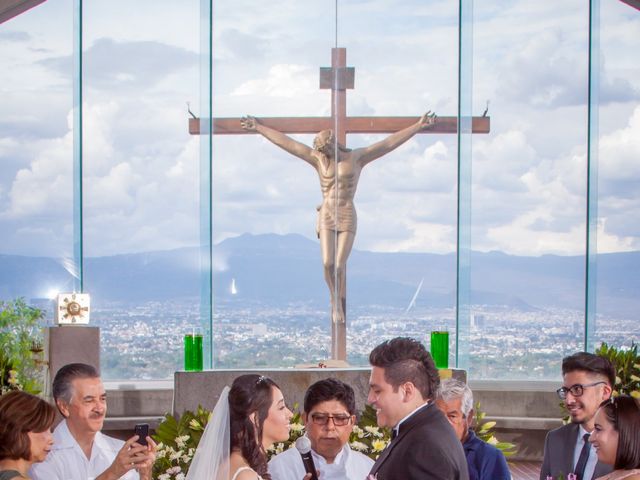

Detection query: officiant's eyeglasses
(556, 381), (606, 400)
(310, 413), (352, 426)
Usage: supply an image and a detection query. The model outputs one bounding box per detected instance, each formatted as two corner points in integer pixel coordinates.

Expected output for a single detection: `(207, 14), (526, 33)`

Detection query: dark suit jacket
(369, 403), (469, 480)
(540, 423), (612, 480)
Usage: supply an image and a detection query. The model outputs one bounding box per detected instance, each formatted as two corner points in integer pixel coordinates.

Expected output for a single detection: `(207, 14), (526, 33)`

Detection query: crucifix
(189, 47), (490, 362)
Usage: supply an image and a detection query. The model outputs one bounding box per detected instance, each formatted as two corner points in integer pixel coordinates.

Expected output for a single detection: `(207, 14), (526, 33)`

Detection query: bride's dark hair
(229, 374), (279, 479)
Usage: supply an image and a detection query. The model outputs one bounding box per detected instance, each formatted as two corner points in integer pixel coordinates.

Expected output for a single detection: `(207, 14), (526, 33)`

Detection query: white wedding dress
(230, 467), (263, 480)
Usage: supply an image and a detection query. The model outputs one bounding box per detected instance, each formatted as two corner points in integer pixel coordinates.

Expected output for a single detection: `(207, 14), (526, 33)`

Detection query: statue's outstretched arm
(357, 111), (437, 166)
(241, 116), (317, 166)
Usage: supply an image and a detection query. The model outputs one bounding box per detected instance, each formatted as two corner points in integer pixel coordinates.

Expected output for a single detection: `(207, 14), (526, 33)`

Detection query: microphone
(295, 436), (319, 480)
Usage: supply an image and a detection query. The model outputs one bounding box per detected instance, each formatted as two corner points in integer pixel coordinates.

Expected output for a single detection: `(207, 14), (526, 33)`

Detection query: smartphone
(134, 423), (149, 446)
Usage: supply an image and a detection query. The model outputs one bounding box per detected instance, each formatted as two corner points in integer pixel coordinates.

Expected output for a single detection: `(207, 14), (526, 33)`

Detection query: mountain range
(1, 233), (638, 318)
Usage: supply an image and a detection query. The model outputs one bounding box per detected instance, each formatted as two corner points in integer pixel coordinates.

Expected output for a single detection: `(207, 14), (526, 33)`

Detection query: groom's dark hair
(369, 337), (439, 400)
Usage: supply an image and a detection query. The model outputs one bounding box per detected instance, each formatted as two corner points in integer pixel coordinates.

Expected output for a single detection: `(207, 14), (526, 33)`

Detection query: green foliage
(348, 404), (391, 459)
(474, 402), (518, 457)
(152, 405), (211, 480)
(595, 342), (640, 398)
(0, 298), (45, 395)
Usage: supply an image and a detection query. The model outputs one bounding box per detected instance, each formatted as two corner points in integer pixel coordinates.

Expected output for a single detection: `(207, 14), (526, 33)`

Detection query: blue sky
(0, 0), (638, 259)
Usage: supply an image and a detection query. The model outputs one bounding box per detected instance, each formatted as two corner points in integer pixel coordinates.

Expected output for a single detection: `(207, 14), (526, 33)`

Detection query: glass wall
(81, 0), (201, 379)
(0, 1), (75, 315)
(209, 0), (459, 368)
(470, 0), (591, 378)
(0, 0), (637, 380)
(593, 0), (640, 348)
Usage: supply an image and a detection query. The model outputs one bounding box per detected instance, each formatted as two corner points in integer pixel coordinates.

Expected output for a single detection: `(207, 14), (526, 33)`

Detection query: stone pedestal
(174, 368), (466, 415)
(45, 326), (100, 381)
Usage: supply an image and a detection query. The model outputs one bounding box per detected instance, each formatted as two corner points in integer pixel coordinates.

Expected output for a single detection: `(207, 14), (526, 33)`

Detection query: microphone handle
(300, 452), (319, 480)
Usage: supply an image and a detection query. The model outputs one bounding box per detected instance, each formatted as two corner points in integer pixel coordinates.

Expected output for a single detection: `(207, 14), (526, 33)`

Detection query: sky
(0, 0), (639, 260)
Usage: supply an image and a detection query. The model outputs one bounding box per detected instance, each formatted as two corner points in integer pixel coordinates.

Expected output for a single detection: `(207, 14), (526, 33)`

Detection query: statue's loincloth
(316, 203), (357, 237)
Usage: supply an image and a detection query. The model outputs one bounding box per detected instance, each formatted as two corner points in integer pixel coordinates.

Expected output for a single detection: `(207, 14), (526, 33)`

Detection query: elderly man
(31, 363), (156, 480)
(436, 379), (511, 480)
(269, 378), (373, 480)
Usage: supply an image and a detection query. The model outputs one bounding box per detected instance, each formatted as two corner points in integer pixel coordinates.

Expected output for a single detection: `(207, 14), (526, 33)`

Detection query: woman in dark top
(0, 391), (56, 480)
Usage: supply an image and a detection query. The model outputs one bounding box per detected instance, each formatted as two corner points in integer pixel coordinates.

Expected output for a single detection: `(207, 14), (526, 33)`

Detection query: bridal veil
(186, 386), (231, 480)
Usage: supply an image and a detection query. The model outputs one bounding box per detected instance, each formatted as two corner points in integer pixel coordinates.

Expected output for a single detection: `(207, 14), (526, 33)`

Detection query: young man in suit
(367, 337), (469, 480)
(539, 352), (615, 480)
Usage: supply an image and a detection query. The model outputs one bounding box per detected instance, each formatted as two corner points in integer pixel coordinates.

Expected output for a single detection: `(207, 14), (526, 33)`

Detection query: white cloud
(233, 64), (317, 99)
(1, 0), (639, 259)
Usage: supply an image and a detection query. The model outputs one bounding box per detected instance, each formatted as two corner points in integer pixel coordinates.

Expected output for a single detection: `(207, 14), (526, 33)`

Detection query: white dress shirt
(573, 424), (598, 480)
(268, 443), (373, 480)
(30, 420), (139, 480)
(393, 400), (431, 436)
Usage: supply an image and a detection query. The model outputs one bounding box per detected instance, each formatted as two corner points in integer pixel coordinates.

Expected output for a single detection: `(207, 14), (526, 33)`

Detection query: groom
(367, 337), (468, 479)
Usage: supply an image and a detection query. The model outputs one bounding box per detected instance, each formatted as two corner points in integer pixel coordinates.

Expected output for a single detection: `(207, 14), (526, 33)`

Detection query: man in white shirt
(269, 378), (373, 480)
(31, 363), (156, 480)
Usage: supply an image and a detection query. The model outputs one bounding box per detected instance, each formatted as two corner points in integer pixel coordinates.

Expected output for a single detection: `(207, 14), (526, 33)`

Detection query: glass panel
(82, 0), (201, 380)
(585, 0), (600, 351)
(210, 1), (337, 367)
(456, 0), (473, 370)
(469, 1), (590, 379)
(0, 1), (75, 318)
(210, 0), (458, 367)
(199, 0), (213, 368)
(337, 1), (459, 367)
(593, 0), (640, 349)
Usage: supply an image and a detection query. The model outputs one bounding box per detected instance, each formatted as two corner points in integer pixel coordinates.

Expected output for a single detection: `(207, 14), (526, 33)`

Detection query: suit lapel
(369, 404), (432, 476)
(561, 423), (579, 477)
(369, 436), (399, 475)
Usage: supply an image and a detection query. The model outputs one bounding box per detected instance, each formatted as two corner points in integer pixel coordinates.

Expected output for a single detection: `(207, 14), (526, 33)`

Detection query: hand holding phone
(133, 423), (149, 446)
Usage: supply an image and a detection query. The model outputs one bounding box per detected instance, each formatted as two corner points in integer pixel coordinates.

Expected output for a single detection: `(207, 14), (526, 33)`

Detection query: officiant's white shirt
(30, 419), (139, 480)
(268, 443), (373, 480)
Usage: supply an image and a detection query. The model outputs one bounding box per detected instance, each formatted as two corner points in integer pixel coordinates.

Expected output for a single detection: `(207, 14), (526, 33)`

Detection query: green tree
(0, 297), (45, 394)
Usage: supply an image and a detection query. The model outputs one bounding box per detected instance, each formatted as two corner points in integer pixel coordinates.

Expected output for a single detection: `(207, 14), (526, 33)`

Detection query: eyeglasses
(556, 381), (606, 400)
(310, 413), (352, 426)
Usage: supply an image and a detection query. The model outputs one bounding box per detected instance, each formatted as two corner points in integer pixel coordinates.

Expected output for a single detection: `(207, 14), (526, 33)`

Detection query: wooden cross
(189, 47), (490, 141)
(189, 47), (490, 362)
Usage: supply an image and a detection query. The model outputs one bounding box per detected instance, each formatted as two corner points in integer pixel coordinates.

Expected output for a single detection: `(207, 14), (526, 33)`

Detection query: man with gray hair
(436, 378), (511, 480)
(31, 363), (156, 480)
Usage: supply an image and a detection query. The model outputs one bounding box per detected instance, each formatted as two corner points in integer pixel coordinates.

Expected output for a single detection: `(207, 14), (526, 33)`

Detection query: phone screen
(134, 423), (149, 446)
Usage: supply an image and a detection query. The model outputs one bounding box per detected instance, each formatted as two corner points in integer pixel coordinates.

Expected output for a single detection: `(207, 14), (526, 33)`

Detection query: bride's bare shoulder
(229, 452), (261, 480)
(233, 469), (261, 480)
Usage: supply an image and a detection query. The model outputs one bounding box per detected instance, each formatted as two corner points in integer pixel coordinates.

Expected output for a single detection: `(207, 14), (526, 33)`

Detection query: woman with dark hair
(0, 391), (56, 480)
(186, 374), (294, 480)
(590, 395), (640, 480)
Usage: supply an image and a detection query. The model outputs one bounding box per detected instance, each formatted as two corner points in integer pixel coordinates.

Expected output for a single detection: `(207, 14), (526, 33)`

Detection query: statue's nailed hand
(418, 110), (437, 130)
(240, 115), (258, 131)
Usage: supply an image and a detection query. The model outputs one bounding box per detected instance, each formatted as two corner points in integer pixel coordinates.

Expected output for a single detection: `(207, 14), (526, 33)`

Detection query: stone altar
(173, 367), (466, 415)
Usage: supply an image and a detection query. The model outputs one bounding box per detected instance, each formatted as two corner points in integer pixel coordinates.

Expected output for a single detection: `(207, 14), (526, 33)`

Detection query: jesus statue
(240, 111), (437, 325)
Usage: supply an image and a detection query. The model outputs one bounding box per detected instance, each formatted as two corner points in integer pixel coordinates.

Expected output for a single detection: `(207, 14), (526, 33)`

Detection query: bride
(186, 374), (294, 480)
